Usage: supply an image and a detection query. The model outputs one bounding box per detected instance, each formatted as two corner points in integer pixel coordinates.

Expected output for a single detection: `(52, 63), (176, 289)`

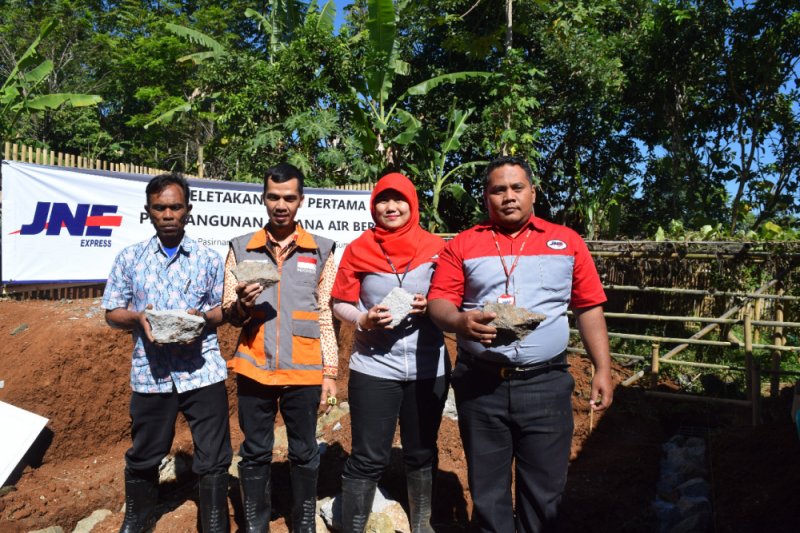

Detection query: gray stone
(320, 487), (409, 532)
(483, 302), (546, 344)
(158, 454), (192, 484)
(375, 501), (411, 532)
(29, 528), (64, 533)
(379, 287), (415, 327)
(145, 309), (205, 344)
(231, 260), (280, 288)
(72, 509), (112, 533)
(442, 387), (458, 420)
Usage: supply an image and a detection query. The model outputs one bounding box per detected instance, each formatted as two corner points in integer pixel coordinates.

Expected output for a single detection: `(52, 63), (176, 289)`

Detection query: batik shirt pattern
(102, 234), (227, 393)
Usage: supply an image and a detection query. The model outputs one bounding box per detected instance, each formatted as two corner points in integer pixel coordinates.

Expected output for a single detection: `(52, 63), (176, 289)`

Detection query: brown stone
(483, 302), (546, 345)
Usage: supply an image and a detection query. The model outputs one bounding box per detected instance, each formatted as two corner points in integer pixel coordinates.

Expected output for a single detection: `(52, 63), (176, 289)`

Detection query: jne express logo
(11, 202), (122, 247)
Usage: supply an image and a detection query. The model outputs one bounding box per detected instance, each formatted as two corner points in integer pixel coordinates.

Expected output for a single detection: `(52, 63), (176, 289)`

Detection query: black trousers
(237, 374), (322, 469)
(343, 369), (449, 481)
(125, 380), (233, 476)
(452, 360), (574, 533)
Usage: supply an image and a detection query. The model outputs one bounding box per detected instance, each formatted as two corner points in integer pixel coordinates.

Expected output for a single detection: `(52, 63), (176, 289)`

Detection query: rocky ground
(0, 298), (798, 532)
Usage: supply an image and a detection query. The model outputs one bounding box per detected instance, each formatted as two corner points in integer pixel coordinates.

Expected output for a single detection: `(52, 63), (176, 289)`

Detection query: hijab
(331, 173), (444, 301)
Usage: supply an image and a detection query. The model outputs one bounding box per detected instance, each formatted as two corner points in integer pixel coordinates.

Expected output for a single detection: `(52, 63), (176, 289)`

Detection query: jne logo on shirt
(547, 239), (567, 250)
(297, 256), (317, 273)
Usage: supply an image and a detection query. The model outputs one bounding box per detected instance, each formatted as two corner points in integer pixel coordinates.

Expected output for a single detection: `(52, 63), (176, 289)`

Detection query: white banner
(2, 161), (374, 284)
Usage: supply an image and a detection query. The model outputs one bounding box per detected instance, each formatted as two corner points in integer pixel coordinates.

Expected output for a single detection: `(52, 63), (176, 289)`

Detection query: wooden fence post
(4, 141), (10, 160)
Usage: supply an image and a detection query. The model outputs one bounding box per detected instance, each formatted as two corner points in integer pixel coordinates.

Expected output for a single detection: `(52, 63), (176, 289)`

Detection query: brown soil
(0, 299), (797, 532)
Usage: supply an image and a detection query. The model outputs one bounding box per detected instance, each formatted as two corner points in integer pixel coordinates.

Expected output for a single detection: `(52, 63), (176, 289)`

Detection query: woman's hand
(358, 304), (393, 330)
(410, 294), (427, 315)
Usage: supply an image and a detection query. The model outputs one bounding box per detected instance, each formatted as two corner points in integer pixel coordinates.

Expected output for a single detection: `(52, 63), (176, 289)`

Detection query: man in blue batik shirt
(102, 173), (232, 533)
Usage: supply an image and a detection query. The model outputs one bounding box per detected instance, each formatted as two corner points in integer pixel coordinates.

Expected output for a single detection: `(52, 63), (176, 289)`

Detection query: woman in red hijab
(332, 173), (447, 533)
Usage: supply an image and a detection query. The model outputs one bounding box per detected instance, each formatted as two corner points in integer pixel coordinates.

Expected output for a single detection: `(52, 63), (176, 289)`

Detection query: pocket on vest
(291, 311), (321, 366)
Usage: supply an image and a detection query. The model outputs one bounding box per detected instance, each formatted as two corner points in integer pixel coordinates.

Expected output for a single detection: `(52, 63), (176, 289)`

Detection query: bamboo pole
(35, 147), (42, 164)
(4, 141), (10, 160)
(591, 311), (800, 327)
(744, 309), (761, 426)
(659, 359), (735, 370)
(754, 297), (763, 345)
(650, 343), (660, 389)
(771, 285), (785, 399)
(58, 151), (63, 166)
(566, 347), (645, 361)
(568, 329), (799, 351)
(604, 284), (799, 301)
(12, 142), (18, 160)
(644, 391), (752, 407)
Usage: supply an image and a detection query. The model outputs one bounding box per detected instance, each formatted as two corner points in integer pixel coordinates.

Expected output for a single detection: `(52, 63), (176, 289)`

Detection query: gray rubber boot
(119, 468), (158, 533)
(340, 476), (377, 533)
(407, 467), (435, 533)
(199, 472), (230, 533)
(238, 464), (271, 532)
(289, 464), (318, 533)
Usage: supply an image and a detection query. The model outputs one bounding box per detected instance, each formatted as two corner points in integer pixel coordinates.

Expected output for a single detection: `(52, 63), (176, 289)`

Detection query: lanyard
(378, 243), (415, 288)
(491, 228), (533, 294)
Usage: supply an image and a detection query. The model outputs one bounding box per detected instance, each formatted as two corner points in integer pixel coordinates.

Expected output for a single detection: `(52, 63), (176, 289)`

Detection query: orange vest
(228, 226), (334, 386)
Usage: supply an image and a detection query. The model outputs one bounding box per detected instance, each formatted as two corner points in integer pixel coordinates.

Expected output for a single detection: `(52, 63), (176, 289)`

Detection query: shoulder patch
(547, 239), (567, 250)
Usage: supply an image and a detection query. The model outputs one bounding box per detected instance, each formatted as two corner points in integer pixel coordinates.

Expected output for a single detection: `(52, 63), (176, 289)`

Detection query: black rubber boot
(340, 476), (377, 533)
(407, 467), (435, 533)
(119, 468), (158, 533)
(289, 464), (318, 533)
(239, 464), (271, 533)
(199, 472), (230, 533)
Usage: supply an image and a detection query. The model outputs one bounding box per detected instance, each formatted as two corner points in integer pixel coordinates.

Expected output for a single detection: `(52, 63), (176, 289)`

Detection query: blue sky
(332, 1), (350, 32)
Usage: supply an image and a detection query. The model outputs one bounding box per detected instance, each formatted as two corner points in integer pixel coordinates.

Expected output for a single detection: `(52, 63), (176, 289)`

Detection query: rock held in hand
(145, 309), (205, 344)
(483, 302), (545, 345)
(379, 287), (416, 327)
(231, 260), (280, 288)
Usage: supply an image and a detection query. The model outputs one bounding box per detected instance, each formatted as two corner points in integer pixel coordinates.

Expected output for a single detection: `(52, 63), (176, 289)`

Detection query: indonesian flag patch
(297, 256), (317, 273)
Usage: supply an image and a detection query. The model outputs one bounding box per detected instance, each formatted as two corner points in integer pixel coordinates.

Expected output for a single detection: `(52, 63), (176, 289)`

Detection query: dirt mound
(0, 299), (798, 532)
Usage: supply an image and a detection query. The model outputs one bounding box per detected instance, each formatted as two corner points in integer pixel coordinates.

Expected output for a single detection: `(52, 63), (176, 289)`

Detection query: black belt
(459, 351), (569, 380)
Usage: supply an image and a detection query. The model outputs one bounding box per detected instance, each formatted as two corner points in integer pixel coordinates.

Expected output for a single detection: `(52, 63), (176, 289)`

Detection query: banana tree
(407, 102), (486, 233)
(245, 0), (335, 62)
(1, 20), (102, 139)
(348, 0), (492, 168)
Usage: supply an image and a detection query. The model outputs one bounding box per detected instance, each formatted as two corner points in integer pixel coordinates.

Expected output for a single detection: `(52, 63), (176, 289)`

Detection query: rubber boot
(119, 467), (158, 533)
(199, 472), (230, 533)
(289, 464), (318, 533)
(340, 476), (377, 533)
(407, 467), (435, 533)
(239, 464), (271, 533)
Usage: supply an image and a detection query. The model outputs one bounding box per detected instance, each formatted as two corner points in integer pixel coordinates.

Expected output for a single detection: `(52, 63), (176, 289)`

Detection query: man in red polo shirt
(428, 156), (613, 532)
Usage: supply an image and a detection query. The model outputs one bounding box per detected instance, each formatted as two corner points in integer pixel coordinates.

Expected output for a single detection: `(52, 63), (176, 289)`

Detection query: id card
(497, 294), (515, 305)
